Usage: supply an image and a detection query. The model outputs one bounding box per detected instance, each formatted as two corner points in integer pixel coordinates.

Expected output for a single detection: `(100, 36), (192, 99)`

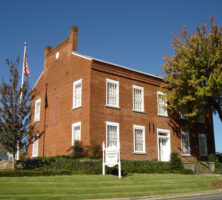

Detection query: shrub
(208, 153), (217, 162)
(0, 169), (73, 177)
(170, 152), (183, 170)
(215, 161), (222, 174)
(17, 156), (193, 175)
(72, 141), (84, 158)
(87, 139), (102, 158)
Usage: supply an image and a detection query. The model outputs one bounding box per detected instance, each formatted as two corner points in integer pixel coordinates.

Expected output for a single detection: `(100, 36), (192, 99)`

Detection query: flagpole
(16, 42), (27, 161)
(20, 42), (27, 101)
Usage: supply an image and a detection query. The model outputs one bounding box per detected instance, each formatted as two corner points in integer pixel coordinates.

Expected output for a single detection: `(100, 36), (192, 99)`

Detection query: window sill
(182, 154), (191, 157)
(105, 105), (120, 110)
(132, 110), (146, 114)
(72, 106), (82, 110)
(133, 152), (147, 155)
(34, 120), (40, 123)
(158, 114), (168, 118)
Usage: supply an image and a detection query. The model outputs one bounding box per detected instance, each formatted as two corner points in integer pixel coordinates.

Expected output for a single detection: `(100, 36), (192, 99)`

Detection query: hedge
(12, 157), (194, 176)
(0, 169), (73, 177)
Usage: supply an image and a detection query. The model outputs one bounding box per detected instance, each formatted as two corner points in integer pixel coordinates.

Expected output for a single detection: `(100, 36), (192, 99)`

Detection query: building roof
(34, 51), (163, 88)
(72, 51), (163, 80)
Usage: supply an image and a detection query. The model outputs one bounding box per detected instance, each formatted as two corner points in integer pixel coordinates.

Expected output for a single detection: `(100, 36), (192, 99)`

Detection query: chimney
(44, 46), (52, 72)
(69, 26), (78, 52)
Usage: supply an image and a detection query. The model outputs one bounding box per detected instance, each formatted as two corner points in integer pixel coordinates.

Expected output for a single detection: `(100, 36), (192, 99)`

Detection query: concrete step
(195, 162), (211, 174)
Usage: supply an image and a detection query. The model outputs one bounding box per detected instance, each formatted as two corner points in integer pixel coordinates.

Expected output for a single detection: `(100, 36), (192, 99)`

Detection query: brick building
(28, 26), (215, 161)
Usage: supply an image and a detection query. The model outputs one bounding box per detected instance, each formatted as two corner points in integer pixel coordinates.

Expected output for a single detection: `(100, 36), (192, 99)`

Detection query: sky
(0, 0), (221, 152)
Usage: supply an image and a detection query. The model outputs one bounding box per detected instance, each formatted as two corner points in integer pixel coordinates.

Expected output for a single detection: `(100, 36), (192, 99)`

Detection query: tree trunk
(12, 153), (15, 170)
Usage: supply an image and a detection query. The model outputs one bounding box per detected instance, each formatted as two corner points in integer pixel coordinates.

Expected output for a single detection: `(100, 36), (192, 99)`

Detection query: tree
(0, 58), (34, 169)
(162, 17), (222, 127)
(0, 142), (7, 155)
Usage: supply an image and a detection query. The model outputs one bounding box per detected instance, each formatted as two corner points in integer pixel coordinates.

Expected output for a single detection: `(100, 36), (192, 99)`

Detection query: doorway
(157, 129), (171, 161)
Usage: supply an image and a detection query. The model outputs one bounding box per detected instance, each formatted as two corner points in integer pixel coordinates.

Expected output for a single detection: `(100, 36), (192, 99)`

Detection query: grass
(0, 174), (222, 200)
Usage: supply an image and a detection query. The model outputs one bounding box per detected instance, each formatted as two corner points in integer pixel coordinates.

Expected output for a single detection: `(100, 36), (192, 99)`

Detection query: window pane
(74, 83), (81, 108)
(182, 132), (190, 155)
(134, 128), (144, 152)
(35, 100), (41, 122)
(107, 125), (117, 147)
(199, 134), (207, 156)
(32, 134), (38, 157)
(74, 126), (80, 141)
(133, 88), (143, 111)
(158, 94), (167, 116)
(107, 81), (117, 106)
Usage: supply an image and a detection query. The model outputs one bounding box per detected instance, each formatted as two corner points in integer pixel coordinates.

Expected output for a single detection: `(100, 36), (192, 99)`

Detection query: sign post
(102, 141), (121, 179)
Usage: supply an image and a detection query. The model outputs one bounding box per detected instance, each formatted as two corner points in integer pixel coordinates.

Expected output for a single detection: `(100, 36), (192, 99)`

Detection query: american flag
(24, 57), (30, 77)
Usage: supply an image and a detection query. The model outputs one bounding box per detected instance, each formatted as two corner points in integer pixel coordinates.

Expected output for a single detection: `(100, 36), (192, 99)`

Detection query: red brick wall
(28, 36), (92, 157)
(90, 61), (215, 161)
(28, 29), (215, 161)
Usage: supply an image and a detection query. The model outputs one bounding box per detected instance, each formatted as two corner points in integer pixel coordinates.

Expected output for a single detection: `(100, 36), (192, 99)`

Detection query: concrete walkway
(96, 189), (222, 200)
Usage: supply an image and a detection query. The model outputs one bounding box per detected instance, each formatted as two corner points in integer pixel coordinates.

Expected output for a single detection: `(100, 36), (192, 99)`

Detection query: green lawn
(0, 174), (221, 200)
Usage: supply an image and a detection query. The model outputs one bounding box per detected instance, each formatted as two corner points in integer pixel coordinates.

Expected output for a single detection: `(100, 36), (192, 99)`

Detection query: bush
(17, 156), (193, 176)
(170, 152), (183, 170)
(0, 169), (73, 177)
(208, 153), (217, 162)
(86, 139), (102, 158)
(215, 161), (222, 174)
(72, 141), (84, 158)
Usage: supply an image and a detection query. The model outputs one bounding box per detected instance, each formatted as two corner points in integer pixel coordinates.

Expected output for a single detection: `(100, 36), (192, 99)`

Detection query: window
(32, 134), (38, 157)
(157, 91), (168, 117)
(106, 121), (119, 147)
(73, 79), (82, 109)
(34, 99), (41, 122)
(199, 134), (207, 157)
(72, 122), (81, 146)
(198, 114), (205, 123)
(106, 79), (119, 108)
(181, 131), (190, 156)
(180, 106), (188, 120)
(133, 125), (146, 153)
(133, 85), (144, 112)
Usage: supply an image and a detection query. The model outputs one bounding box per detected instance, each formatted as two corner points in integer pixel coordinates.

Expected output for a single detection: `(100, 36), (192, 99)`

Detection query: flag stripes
(24, 57), (30, 77)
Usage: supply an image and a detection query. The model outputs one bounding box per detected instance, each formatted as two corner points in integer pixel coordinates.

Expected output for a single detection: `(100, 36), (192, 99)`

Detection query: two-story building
(28, 26), (215, 161)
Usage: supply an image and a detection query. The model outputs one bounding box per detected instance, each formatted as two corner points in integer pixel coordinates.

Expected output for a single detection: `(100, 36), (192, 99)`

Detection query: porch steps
(194, 162), (211, 174)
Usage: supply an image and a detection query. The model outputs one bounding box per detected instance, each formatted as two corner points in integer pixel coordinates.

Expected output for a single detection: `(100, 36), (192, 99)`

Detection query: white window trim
(157, 91), (168, 117)
(106, 121), (119, 148)
(199, 133), (208, 157)
(73, 79), (82, 109)
(181, 131), (191, 156)
(106, 78), (119, 108)
(34, 99), (41, 122)
(157, 128), (171, 161)
(132, 85), (144, 112)
(72, 122), (81, 146)
(32, 133), (39, 157)
(133, 125), (146, 154)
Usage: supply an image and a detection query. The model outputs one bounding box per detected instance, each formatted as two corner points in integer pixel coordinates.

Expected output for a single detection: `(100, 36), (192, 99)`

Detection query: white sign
(102, 141), (121, 179)
(105, 148), (118, 167)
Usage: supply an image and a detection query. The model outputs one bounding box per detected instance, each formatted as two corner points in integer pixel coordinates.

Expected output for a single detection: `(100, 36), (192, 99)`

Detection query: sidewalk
(98, 189), (222, 200)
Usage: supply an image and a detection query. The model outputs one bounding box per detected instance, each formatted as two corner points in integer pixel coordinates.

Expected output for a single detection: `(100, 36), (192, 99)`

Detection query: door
(159, 137), (170, 161)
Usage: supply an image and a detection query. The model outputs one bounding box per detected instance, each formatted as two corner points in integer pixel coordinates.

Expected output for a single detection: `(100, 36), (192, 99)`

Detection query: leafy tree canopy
(162, 17), (222, 127)
(0, 58), (34, 165)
